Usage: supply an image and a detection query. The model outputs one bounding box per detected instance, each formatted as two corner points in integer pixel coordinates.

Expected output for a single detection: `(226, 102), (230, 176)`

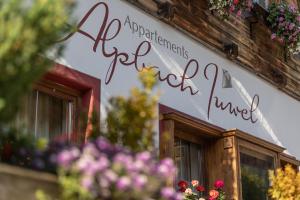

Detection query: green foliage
(269, 164), (300, 200)
(100, 68), (159, 152)
(58, 169), (93, 200)
(0, 0), (74, 125)
(36, 190), (53, 200)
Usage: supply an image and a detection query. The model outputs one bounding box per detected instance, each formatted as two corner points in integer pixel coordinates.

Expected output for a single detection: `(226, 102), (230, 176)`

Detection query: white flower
(199, 198), (206, 200)
(184, 188), (193, 195)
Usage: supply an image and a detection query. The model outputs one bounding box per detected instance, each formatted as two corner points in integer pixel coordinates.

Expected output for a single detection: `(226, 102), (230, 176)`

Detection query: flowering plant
(177, 179), (226, 200)
(268, 2), (300, 54)
(56, 137), (182, 200)
(209, 0), (253, 19)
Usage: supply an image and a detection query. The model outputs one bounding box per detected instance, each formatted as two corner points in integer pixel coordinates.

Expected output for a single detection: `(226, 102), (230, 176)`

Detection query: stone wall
(0, 164), (58, 200)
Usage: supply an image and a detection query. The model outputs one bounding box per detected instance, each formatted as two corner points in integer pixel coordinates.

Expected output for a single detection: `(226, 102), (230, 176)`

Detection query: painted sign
(60, 0), (300, 159)
(61, 2), (259, 124)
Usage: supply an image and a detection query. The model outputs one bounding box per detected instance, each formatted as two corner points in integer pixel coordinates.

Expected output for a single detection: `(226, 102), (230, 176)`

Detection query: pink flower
(230, 5), (235, 12)
(209, 190), (219, 199)
(289, 23), (295, 30)
(214, 180), (224, 189)
(271, 33), (276, 40)
(237, 10), (242, 17)
(297, 16), (300, 22)
(279, 17), (284, 22)
(289, 4), (297, 13)
(191, 180), (199, 187)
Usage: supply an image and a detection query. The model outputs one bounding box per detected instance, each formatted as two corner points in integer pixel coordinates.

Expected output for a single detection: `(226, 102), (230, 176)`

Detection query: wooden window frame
(37, 63), (101, 142)
(223, 129), (285, 200)
(159, 104), (225, 189)
(31, 79), (80, 139)
(237, 139), (279, 200)
(279, 153), (300, 171)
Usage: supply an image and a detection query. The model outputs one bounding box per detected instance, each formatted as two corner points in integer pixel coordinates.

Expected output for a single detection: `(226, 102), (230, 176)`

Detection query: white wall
(59, 0), (300, 159)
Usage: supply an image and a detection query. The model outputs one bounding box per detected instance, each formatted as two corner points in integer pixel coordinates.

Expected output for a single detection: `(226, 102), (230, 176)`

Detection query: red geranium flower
(214, 180), (224, 189)
(178, 180), (188, 188)
(2, 142), (13, 160)
(196, 185), (205, 192)
(233, 0), (239, 5)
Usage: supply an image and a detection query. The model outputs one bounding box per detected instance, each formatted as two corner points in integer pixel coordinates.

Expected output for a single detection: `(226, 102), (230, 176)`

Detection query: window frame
(159, 104), (224, 189)
(237, 139), (279, 200)
(30, 79), (81, 139)
(224, 129), (285, 200)
(31, 63), (101, 142)
(279, 153), (300, 171)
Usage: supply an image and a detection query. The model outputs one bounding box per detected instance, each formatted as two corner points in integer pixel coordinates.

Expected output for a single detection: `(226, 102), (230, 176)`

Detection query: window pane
(13, 90), (37, 134)
(13, 89), (74, 140)
(174, 137), (204, 184)
(240, 148), (274, 200)
(36, 91), (73, 140)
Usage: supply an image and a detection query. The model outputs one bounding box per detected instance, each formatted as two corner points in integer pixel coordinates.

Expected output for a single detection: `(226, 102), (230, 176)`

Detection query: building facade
(19, 0), (300, 199)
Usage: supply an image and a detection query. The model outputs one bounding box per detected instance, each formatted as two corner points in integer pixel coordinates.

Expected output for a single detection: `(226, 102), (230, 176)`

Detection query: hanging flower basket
(209, 0), (254, 19)
(267, 2), (300, 54)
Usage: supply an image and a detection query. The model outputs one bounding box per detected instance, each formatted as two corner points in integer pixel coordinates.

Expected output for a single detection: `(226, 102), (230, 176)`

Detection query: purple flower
(279, 17), (284, 22)
(83, 143), (99, 157)
(88, 156), (109, 175)
(57, 148), (79, 167)
(289, 23), (295, 30)
(114, 153), (133, 170)
(157, 158), (177, 177)
(116, 176), (131, 191)
(98, 176), (110, 188)
(76, 154), (93, 171)
(96, 138), (112, 151)
(161, 187), (176, 199)
(104, 169), (117, 183)
(289, 4), (297, 13)
(81, 176), (93, 189)
(133, 175), (148, 189)
(174, 193), (183, 200)
(136, 151), (151, 163)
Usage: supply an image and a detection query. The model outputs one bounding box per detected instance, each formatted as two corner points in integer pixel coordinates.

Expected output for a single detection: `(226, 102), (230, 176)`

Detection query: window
(12, 63), (101, 142)
(14, 80), (79, 140)
(174, 137), (205, 184)
(159, 104), (224, 190)
(239, 147), (275, 200)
